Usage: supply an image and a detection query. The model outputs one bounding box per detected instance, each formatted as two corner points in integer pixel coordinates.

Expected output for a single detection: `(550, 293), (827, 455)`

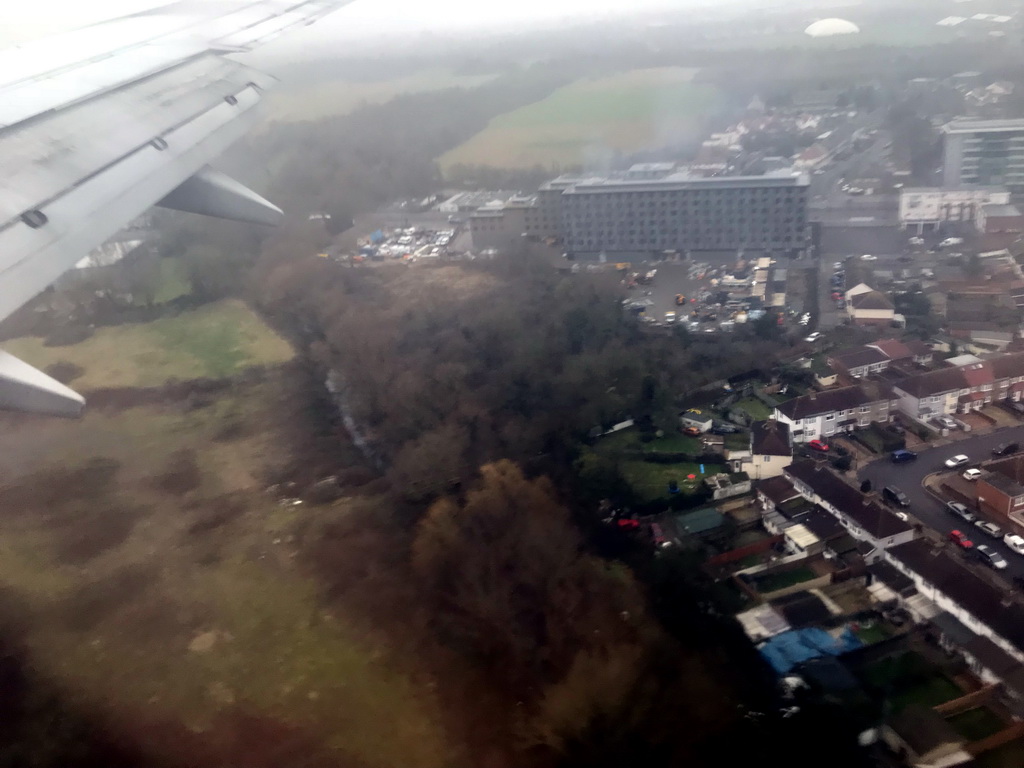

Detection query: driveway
(858, 425), (1024, 583)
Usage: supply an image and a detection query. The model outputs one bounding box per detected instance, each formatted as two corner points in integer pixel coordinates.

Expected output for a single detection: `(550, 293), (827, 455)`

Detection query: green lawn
(949, 707), (1005, 742)
(261, 69), (497, 124)
(852, 622), (891, 646)
(439, 68), (722, 170)
(619, 460), (720, 503)
(150, 258), (190, 304)
(753, 567), (817, 593)
(891, 677), (962, 712)
(597, 428), (700, 456)
(733, 397), (772, 421)
(4, 300), (294, 390)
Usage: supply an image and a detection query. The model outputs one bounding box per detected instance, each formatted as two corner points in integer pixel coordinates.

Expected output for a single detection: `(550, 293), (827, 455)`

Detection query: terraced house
(772, 383), (895, 443)
(889, 351), (1024, 420)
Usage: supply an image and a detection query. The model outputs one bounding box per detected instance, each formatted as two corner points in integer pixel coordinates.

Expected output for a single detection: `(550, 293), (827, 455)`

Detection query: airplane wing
(0, 0), (355, 417)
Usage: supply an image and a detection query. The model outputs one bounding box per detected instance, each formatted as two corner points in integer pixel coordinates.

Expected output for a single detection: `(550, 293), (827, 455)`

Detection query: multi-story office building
(942, 118), (1024, 192)
(558, 172), (809, 256)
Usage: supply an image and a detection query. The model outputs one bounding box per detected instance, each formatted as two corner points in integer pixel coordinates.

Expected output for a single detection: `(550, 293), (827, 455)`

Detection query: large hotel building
(469, 166), (810, 257)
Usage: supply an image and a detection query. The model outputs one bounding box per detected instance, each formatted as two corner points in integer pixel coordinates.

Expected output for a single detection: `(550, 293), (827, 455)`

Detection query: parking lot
(627, 257), (813, 334)
(859, 424), (1024, 584)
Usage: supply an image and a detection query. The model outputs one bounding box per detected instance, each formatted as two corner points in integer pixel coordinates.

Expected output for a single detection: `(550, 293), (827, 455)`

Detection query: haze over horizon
(3, 0), (840, 50)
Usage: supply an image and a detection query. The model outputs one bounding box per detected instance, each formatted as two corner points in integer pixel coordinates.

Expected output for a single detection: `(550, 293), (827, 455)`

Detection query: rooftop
(757, 476), (800, 506)
(561, 172), (810, 195)
(850, 290), (895, 311)
(786, 461), (913, 539)
(829, 346), (890, 370)
(886, 705), (964, 756)
(943, 117), (1024, 134)
(751, 420), (791, 457)
(887, 539), (1024, 653)
(774, 385), (877, 421)
(982, 203), (1022, 218)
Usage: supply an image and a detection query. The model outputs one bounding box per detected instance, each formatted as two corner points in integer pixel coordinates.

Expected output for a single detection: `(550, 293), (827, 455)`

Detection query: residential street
(858, 424), (1024, 583)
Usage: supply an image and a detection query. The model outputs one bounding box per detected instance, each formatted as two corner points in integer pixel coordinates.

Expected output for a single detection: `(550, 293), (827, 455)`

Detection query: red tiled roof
(868, 339), (913, 360)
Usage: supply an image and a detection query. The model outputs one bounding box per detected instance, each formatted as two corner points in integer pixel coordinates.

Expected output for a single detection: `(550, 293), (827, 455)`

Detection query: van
(883, 486), (910, 507)
(993, 442), (1020, 457)
(890, 449), (917, 464)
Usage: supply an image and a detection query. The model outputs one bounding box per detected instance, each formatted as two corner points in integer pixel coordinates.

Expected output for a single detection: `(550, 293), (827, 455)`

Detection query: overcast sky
(1, 0), (779, 47)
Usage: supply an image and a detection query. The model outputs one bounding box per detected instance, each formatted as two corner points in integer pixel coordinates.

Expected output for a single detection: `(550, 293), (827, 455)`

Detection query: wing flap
(0, 351), (85, 418)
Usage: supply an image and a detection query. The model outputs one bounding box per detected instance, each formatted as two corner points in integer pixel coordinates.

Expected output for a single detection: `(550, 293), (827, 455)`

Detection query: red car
(808, 439), (830, 452)
(949, 530), (974, 549)
(616, 518), (640, 530)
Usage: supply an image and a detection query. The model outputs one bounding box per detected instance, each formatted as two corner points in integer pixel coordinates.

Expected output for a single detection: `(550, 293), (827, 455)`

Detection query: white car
(861, 254), (878, 261)
(945, 455), (970, 469)
(804, 332), (822, 343)
(833, 262), (843, 270)
(963, 468), (983, 481)
(935, 415), (958, 430)
(1004, 534), (1024, 555)
(664, 312), (676, 324)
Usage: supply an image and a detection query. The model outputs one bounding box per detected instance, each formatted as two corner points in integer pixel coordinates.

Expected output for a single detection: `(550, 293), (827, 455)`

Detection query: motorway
(858, 425), (1024, 583)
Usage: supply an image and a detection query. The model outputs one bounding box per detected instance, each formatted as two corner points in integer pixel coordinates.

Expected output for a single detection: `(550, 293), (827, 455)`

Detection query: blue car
(891, 449), (917, 464)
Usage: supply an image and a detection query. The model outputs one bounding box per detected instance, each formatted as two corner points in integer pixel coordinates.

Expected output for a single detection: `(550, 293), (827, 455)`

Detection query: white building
(898, 187), (1010, 233)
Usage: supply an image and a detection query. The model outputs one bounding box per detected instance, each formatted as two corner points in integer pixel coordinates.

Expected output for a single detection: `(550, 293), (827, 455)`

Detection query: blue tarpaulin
(760, 627), (862, 675)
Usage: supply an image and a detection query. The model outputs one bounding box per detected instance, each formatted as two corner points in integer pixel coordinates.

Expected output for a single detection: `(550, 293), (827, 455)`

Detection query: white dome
(804, 18), (860, 37)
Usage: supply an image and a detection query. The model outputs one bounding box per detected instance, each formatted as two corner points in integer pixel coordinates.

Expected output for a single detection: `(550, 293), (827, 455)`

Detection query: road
(858, 426), (1024, 582)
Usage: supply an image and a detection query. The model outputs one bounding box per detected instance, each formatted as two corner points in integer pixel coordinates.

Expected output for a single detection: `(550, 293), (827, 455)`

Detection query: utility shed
(881, 706), (970, 767)
(674, 507), (725, 536)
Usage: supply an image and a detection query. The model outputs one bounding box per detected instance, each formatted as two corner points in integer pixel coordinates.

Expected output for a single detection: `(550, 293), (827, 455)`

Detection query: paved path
(857, 424), (1024, 583)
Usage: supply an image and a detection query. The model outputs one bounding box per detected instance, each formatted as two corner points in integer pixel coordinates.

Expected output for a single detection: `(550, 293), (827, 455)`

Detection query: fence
(705, 535), (783, 567)
(933, 685), (998, 716)
(967, 720), (1024, 756)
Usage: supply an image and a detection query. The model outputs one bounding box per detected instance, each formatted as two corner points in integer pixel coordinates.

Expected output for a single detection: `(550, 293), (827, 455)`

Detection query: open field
(4, 300), (294, 390)
(261, 70), (497, 124)
(0, 372), (459, 768)
(439, 68), (722, 171)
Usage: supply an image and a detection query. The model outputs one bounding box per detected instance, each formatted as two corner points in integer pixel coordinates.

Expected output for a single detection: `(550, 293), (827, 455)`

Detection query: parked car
(1004, 534), (1024, 555)
(976, 521), (1003, 538)
(861, 254), (877, 261)
(936, 416), (959, 430)
(804, 332), (822, 343)
(808, 439), (829, 453)
(664, 311), (677, 324)
(882, 486), (910, 507)
(976, 544), (1008, 570)
(947, 501), (977, 524)
(949, 530), (974, 549)
(993, 442), (1020, 457)
(963, 468), (983, 481)
(891, 449), (917, 464)
(944, 454), (969, 468)
(1009, 400), (1024, 415)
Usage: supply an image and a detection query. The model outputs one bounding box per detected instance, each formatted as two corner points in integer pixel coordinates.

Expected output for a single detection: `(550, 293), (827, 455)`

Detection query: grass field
(733, 398), (772, 421)
(620, 460), (720, 503)
(439, 68), (722, 171)
(4, 300), (293, 389)
(949, 707), (1005, 742)
(261, 70), (497, 124)
(598, 428), (701, 456)
(0, 377), (458, 767)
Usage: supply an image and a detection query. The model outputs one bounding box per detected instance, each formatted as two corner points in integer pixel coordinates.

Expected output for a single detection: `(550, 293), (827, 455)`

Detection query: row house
(773, 383), (894, 443)
(890, 351), (1024, 419)
(828, 338), (934, 380)
(784, 460), (915, 560)
(884, 540), (1024, 702)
